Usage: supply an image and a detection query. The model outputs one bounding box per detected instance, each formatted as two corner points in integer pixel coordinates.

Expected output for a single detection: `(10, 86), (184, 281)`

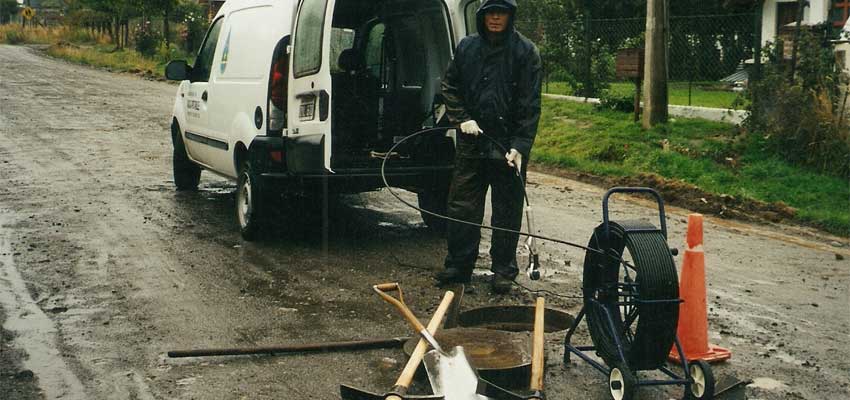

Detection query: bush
(174, 1), (208, 53)
(598, 90), (635, 113)
(746, 27), (850, 179)
(133, 21), (161, 57)
(2, 28), (23, 44)
(573, 44), (615, 97)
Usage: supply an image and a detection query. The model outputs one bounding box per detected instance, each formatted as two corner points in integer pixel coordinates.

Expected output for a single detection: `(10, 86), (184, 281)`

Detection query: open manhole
(458, 305), (574, 333)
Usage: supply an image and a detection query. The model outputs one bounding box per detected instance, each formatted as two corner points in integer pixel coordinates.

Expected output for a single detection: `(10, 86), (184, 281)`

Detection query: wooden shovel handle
(387, 290), (455, 400)
(373, 283), (427, 333)
(530, 297), (546, 392)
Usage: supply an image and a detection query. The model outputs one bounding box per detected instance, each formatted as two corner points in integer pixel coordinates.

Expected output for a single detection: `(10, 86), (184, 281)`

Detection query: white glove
(506, 149), (522, 171)
(459, 120), (484, 136)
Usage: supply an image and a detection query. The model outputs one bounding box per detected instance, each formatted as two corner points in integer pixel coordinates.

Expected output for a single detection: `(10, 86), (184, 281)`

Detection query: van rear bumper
(263, 165), (454, 179)
(261, 165), (453, 194)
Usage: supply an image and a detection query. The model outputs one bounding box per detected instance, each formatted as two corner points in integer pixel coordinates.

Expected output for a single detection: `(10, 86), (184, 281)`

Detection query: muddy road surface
(1, 45), (848, 400)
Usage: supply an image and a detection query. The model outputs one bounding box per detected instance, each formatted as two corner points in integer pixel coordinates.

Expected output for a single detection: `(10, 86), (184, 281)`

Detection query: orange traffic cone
(669, 214), (732, 363)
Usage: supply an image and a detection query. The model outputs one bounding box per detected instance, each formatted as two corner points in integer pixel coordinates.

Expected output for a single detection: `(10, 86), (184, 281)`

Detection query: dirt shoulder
(531, 164), (846, 239)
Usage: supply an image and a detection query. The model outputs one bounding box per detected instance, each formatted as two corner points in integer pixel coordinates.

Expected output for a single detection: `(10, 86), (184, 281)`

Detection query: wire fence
(522, 13), (758, 102)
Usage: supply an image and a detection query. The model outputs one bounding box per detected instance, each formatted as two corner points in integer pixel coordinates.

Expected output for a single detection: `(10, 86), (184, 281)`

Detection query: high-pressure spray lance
(508, 151), (541, 281)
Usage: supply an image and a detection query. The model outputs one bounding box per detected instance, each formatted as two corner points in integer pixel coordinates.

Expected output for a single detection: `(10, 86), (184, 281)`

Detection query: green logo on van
(220, 30), (232, 74)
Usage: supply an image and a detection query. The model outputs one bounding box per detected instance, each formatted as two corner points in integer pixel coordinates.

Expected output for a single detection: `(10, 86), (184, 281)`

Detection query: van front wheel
(172, 126), (201, 191)
(236, 161), (266, 241)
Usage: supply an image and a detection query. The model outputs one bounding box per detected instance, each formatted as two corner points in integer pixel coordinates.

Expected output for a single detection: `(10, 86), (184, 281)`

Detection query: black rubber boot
(434, 268), (473, 286)
(490, 273), (514, 294)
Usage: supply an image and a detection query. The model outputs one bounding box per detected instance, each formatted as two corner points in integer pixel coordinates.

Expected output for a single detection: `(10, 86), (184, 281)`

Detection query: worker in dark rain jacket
(435, 0), (542, 294)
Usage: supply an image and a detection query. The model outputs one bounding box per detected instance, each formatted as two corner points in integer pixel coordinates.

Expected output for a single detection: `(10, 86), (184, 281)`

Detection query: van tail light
(270, 59), (287, 110)
(270, 150), (283, 163)
(267, 36), (290, 136)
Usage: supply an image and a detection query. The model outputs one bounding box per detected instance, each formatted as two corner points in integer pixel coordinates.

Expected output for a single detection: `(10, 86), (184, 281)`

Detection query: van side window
(364, 23), (385, 79)
(293, 0), (330, 78)
(193, 17), (224, 82)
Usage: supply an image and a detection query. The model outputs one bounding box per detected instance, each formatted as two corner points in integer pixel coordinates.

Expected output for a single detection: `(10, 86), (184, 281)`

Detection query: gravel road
(0, 44), (848, 400)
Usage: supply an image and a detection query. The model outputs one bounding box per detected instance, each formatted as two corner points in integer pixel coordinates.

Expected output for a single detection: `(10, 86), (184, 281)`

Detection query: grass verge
(535, 99), (849, 236)
(544, 81), (746, 110)
(1, 24), (191, 78)
(46, 43), (163, 76)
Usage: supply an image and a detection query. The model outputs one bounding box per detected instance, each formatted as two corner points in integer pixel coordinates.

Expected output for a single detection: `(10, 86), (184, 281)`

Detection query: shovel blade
(339, 384), (445, 400)
(423, 346), (491, 400)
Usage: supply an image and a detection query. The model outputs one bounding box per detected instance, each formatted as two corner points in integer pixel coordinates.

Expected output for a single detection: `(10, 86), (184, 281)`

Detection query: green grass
(535, 99), (849, 235)
(544, 81), (747, 110)
(46, 44), (162, 74)
(1, 23), (192, 78)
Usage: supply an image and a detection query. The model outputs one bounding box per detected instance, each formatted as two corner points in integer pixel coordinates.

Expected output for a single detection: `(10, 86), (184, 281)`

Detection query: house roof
(26, 0), (64, 9)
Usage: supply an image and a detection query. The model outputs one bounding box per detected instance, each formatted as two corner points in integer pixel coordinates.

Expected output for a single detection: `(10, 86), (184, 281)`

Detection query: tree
(135, 0), (177, 47)
(0, 0), (19, 24)
(76, 0), (139, 48)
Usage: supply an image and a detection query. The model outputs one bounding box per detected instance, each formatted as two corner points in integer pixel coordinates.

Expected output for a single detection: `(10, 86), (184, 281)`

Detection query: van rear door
(445, 0), (480, 43)
(287, 0), (336, 174)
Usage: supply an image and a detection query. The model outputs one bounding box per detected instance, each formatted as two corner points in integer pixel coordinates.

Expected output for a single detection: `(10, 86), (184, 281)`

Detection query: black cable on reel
(582, 220), (679, 370)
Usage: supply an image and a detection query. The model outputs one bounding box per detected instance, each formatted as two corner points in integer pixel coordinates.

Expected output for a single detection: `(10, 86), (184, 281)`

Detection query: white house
(761, 0), (850, 45)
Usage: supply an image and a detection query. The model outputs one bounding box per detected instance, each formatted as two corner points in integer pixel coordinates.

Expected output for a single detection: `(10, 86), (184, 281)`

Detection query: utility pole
(789, 0), (809, 82)
(642, 0), (669, 128)
(583, 0), (593, 99)
(753, 0), (764, 83)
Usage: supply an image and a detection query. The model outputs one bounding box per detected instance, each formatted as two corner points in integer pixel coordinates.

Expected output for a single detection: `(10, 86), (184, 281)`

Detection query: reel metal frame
(563, 188), (715, 400)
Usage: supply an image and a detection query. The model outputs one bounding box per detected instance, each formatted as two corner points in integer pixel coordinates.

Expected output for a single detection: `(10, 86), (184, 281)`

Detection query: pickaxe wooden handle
(378, 284), (454, 399)
(476, 297), (546, 400)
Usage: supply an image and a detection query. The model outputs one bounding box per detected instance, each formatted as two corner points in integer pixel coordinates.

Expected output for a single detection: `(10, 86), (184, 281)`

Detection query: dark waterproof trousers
(444, 157), (526, 279)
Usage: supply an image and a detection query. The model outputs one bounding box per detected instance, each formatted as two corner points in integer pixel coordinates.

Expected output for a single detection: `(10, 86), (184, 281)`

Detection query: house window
(832, 0), (850, 27)
(776, 2), (799, 32)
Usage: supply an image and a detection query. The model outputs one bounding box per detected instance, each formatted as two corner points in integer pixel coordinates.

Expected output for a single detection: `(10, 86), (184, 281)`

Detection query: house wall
(761, 0), (831, 45)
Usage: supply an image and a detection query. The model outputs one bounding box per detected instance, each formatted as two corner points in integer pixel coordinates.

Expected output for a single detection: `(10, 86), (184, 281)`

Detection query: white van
(166, 0), (483, 240)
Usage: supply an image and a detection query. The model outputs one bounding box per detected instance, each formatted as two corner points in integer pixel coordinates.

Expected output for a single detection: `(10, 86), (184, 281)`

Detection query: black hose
(379, 127), (609, 257)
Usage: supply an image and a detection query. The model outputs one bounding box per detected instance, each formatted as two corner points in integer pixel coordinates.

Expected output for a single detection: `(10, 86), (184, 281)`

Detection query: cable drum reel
(565, 188), (715, 400)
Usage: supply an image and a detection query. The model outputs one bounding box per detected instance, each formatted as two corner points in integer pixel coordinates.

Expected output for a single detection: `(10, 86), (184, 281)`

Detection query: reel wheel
(583, 220), (679, 370)
(684, 360), (716, 400)
(608, 365), (637, 400)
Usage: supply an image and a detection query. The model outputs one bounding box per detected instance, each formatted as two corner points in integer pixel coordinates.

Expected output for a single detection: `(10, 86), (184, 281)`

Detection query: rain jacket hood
(476, 0), (517, 37)
(441, 0), (541, 159)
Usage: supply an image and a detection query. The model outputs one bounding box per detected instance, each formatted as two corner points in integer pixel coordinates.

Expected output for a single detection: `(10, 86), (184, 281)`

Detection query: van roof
(217, 0), (297, 20)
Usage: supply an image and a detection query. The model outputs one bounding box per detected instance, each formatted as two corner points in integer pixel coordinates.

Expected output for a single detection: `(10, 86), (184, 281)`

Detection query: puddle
(0, 210), (88, 399)
(772, 350), (805, 365)
(749, 377), (789, 391)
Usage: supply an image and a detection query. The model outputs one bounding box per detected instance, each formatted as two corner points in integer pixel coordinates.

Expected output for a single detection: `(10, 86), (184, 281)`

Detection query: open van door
(446, 0), (480, 43)
(287, 0), (335, 174)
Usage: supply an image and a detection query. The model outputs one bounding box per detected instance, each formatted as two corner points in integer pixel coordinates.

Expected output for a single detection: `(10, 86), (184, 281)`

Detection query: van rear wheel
(236, 161), (266, 241)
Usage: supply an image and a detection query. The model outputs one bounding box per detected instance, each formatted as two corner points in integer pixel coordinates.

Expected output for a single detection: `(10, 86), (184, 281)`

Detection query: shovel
(374, 283), (488, 400)
(340, 290), (455, 400)
(476, 297), (546, 400)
